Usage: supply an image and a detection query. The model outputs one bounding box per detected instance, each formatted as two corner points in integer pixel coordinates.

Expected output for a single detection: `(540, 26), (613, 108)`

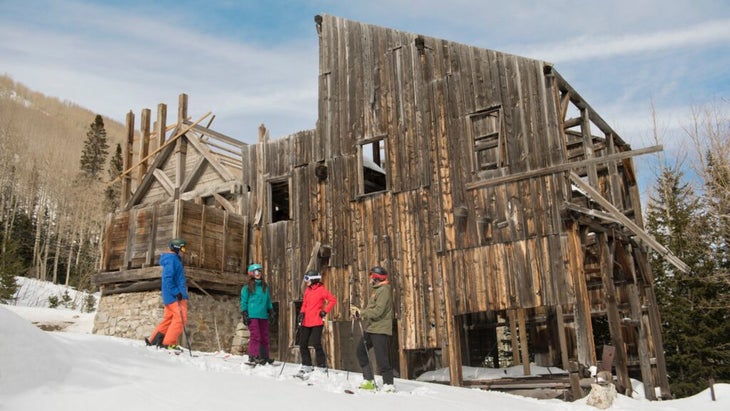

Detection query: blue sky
(2, 0), (729, 193)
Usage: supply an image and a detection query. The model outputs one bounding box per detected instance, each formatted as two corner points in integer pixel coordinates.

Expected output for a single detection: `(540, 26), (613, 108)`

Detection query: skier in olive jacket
(350, 266), (394, 392)
(296, 270), (337, 377)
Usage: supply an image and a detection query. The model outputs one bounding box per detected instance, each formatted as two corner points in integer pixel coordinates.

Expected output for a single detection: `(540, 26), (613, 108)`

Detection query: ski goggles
(304, 273), (322, 282)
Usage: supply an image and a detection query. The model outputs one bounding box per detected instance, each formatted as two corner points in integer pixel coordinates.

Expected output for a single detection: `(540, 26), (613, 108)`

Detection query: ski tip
(344, 389), (355, 395)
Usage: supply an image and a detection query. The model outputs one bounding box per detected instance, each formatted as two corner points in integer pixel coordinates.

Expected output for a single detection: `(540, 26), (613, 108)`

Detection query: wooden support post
(441, 261), (463, 386)
(566, 222), (596, 367)
(145, 204), (157, 267)
(556, 304), (581, 398)
(200, 206), (207, 268)
(628, 282), (656, 400)
(122, 111), (134, 205)
(580, 107), (599, 187)
(517, 308), (531, 376)
(634, 249), (672, 399)
(138, 108), (151, 186)
(174, 137), (187, 201)
(508, 309), (521, 364)
(124, 209), (136, 269)
(221, 211), (228, 271)
(178, 93), (188, 126)
(156, 103), (167, 150)
(555, 305), (570, 369)
(598, 232), (631, 395)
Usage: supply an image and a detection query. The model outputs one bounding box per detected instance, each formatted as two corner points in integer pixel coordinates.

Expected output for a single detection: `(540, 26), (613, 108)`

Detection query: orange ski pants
(149, 300), (188, 346)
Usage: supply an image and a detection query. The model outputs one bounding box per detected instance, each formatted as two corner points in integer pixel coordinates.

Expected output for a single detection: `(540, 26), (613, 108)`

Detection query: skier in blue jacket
(146, 238), (189, 349)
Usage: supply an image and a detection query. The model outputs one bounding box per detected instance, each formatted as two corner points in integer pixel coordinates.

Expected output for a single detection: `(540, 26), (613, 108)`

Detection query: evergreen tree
(646, 165), (729, 397)
(103, 143), (123, 212)
(78, 114), (109, 180)
(0, 238), (23, 303)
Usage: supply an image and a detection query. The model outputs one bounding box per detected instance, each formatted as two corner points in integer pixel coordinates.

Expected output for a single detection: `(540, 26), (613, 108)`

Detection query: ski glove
(241, 311), (250, 326)
(297, 312), (304, 325)
(349, 304), (360, 318)
(319, 310), (327, 319)
(268, 308), (276, 322)
(175, 293), (183, 301)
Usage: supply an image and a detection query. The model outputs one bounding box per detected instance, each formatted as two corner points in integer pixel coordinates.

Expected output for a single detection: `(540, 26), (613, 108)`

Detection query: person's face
(253, 269), (262, 278)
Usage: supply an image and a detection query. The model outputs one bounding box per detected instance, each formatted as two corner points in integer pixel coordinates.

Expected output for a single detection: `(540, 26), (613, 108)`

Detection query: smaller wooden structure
(97, 95), (249, 296)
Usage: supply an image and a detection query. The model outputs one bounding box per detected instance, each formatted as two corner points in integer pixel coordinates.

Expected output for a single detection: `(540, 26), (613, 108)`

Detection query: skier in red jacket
(295, 270), (337, 378)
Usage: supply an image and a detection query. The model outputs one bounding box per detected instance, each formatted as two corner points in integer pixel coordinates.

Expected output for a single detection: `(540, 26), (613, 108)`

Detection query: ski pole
(356, 317), (378, 389)
(177, 300), (193, 357)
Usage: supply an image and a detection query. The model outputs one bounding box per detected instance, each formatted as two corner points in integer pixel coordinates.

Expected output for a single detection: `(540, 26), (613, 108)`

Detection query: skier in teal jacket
(240, 263), (275, 365)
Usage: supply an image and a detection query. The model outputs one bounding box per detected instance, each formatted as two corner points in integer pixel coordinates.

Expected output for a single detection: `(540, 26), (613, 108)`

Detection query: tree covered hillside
(0, 74), (127, 297)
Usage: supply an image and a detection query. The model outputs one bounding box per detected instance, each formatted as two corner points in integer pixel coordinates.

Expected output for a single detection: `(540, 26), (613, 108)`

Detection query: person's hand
(241, 311), (250, 326)
(349, 304), (360, 318)
(175, 293), (183, 301)
(268, 309), (276, 322)
(297, 313), (304, 325)
(319, 310), (326, 319)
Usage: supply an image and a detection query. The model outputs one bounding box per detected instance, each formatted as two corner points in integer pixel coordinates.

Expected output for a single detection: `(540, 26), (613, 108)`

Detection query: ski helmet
(304, 270), (321, 282)
(247, 263), (263, 276)
(169, 238), (187, 253)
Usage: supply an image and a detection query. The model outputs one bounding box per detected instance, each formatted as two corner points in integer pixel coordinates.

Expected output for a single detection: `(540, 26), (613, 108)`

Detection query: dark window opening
(361, 139), (387, 194)
(270, 179), (290, 222)
(470, 108), (504, 172)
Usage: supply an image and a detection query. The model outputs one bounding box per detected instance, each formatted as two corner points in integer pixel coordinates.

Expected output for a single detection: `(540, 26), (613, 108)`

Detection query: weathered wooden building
(94, 14), (684, 400)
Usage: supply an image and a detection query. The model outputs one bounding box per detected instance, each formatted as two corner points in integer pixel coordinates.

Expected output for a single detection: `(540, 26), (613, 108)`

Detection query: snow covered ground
(1, 278), (727, 411)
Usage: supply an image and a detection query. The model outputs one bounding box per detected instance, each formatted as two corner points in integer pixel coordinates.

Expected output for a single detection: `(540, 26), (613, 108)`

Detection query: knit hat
(369, 266), (388, 281)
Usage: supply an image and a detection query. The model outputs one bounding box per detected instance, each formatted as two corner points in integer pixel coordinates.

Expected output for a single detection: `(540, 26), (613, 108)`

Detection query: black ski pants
(356, 332), (393, 385)
(299, 325), (327, 368)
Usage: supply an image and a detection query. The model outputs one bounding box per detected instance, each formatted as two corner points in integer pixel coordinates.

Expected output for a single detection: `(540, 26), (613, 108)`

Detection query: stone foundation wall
(93, 291), (241, 353)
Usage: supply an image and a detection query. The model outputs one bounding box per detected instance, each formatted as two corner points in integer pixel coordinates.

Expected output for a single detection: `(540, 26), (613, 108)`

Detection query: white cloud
(518, 19), (730, 63)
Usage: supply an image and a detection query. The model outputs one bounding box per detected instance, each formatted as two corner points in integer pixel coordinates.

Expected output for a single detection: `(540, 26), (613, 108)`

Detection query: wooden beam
(111, 111), (212, 185)
(563, 202), (623, 225)
(185, 122), (247, 150)
(569, 172), (689, 273)
(213, 193), (236, 214)
(153, 169), (175, 197)
(185, 131), (236, 181)
(466, 145), (662, 190)
(553, 70), (627, 146)
(180, 155), (208, 193)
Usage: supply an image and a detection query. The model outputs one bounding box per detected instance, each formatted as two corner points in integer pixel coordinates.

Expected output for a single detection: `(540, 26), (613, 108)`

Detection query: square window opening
(270, 179), (290, 222)
(361, 139), (387, 194)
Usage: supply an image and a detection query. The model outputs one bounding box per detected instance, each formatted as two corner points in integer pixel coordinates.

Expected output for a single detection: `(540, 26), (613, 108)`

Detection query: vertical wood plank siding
(305, 15), (573, 351)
